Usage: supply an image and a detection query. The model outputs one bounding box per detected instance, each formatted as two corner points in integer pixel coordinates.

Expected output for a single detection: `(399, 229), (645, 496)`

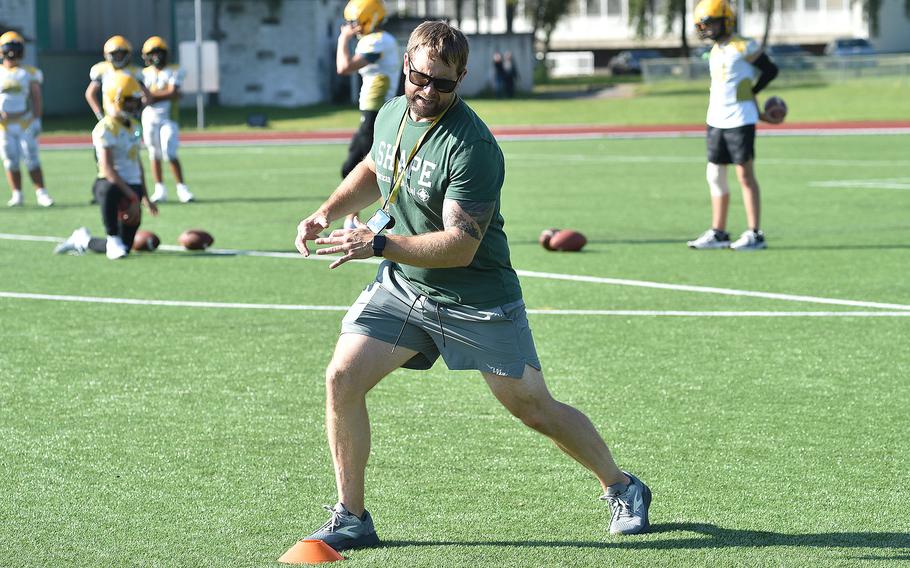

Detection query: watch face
(372, 234), (387, 257)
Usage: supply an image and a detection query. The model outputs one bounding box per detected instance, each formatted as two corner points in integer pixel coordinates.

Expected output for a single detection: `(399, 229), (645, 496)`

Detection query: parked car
(608, 49), (663, 75)
(824, 38), (875, 56)
(766, 43), (812, 58)
(765, 43), (814, 69)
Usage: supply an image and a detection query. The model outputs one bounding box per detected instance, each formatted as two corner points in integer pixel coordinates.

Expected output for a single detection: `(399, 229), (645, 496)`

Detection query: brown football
(178, 229), (214, 250)
(764, 96), (788, 123)
(539, 228), (561, 250)
(548, 229), (587, 252)
(132, 230), (160, 252)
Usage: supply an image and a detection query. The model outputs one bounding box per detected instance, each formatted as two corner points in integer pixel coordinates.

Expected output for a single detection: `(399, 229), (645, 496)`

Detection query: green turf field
(43, 76), (910, 135)
(1, 132), (909, 566)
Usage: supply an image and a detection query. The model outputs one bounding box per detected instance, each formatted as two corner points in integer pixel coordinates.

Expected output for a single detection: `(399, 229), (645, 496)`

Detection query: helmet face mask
(693, 0), (734, 41)
(103, 35), (133, 69)
(105, 74), (144, 120)
(141, 36), (169, 68)
(695, 17), (725, 40)
(143, 49), (167, 68)
(107, 49), (130, 69)
(0, 31), (25, 61)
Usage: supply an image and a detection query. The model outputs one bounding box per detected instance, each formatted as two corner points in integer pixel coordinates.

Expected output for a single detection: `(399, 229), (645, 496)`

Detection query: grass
(1, 131), (909, 566)
(42, 75), (910, 136)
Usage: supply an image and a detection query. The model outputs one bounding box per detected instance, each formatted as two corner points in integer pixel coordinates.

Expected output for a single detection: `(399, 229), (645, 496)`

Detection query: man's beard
(406, 91), (445, 119)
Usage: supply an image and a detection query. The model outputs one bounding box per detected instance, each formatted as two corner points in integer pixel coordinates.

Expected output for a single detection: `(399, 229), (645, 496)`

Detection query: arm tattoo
(443, 199), (496, 241)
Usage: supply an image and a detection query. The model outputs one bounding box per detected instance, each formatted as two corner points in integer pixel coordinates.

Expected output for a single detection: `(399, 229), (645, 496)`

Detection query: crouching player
(141, 36), (193, 204)
(55, 74), (158, 259)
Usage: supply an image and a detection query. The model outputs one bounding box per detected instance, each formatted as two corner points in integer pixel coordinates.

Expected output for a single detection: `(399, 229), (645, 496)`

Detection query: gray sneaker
(602, 471), (651, 535)
(730, 229), (766, 251)
(687, 229), (731, 249)
(305, 503), (380, 551)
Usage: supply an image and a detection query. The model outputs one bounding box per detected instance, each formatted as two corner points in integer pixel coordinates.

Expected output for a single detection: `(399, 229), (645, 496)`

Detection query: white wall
(175, 0), (339, 107)
(0, 0), (37, 66)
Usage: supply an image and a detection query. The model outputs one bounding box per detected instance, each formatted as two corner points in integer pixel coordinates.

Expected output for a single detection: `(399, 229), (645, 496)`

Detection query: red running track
(40, 120), (910, 148)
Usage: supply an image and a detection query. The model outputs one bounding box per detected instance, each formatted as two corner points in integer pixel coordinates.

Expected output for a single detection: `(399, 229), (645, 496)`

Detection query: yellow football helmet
(694, 0), (735, 40)
(343, 0), (386, 35)
(0, 31), (25, 60)
(104, 72), (143, 117)
(142, 36), (169, 67)
(103, 35), (133, 68)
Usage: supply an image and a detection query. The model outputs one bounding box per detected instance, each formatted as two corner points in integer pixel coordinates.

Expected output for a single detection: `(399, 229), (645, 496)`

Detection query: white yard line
(809, 179), (910, 190)
(3, 233), (909, 312)
(2, 292), (909, 317)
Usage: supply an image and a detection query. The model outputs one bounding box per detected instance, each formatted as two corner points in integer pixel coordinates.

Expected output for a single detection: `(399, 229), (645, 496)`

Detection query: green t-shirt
(370, 95), (522, 308)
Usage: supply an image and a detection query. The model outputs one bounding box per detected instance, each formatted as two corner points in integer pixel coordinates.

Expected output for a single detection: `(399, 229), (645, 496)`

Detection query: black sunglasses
(407, 64), (459, 93)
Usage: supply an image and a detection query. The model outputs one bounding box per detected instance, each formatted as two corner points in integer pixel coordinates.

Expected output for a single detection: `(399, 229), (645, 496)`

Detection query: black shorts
(706, 124), (755, 165)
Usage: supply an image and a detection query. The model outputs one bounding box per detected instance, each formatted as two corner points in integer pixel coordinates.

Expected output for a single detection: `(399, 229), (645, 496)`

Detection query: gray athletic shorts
(341, 261), (541, 378)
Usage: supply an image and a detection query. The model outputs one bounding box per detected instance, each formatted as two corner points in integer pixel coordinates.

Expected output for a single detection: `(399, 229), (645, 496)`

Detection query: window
(587, 0), (602, 15)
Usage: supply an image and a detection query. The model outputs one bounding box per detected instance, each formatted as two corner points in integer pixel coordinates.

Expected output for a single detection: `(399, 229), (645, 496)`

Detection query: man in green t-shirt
(294, 21), (651, 551)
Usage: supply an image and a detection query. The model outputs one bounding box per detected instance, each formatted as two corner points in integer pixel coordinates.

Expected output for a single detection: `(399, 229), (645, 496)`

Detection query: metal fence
(642, 54), (910, 84)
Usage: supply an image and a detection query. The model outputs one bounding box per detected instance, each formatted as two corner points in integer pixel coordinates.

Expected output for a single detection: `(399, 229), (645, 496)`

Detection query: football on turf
(178, 229), (214, 250)
(539, 228), (561, 250)
(547, 229), (587, 252)
(132, 230), (160, 252)
(764, 96), (788, 124)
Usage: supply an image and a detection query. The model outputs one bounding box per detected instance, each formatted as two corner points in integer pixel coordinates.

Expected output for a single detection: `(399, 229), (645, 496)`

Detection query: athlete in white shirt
(687, 0), (779, 251)
(1, 32), (53, 207)
(337, 0), (399, 229)
(141, 36), (194, 204)
(56, 74), (159, 260)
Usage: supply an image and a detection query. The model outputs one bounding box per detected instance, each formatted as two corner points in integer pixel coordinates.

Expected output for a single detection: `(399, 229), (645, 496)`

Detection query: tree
(505, 0), (519, 33)
(524, 0), (572, 56)
(627, 0), (656, 38)
(665, 0), (690, 56)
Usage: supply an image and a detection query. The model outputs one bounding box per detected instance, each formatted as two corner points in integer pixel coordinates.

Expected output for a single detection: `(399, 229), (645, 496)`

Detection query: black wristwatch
(372, 234), (387, 257)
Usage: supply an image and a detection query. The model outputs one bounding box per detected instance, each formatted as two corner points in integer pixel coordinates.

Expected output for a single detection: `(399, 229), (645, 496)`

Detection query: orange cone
(278, 539), (345, 564)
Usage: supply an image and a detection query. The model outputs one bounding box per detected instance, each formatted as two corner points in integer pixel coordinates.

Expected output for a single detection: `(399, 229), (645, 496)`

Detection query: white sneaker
(36, 189), (54, 207)
(7, 191), (23, 207)
(687, 229), (731, 249)
(106, 235), (129, 260)
(343, 216), (361, 231)
(730, 229), (767, 251)
(54, 227), (91, 255)
(176, 184), (195, 203)
(150, 184), (168, 203)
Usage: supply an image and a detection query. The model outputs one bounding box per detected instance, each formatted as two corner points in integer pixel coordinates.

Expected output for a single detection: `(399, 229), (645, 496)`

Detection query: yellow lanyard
(383, 96), (457, 211)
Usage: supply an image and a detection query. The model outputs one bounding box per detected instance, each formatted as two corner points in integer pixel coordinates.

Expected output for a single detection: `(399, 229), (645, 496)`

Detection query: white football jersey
(0, 64), (42, 116)
(142, 64), (183, 122)
(355, 31), (399, 111)
(93, 116), (142, 185)
(707, 36), (761, 129)
(89, 61), (144, 115)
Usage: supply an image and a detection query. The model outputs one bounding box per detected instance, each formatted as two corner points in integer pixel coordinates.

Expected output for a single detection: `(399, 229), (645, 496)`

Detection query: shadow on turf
(380, 523), (910, 551)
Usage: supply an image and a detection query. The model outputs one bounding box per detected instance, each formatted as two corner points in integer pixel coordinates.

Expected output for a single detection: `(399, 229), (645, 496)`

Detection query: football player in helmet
(1, 31), (54, 207)
(337, 0), (399, 230)
(56, 73), (159, 259)
(687, 0), (779, 251)
(85, 35), (149, 121)
(141, 36), (194, 203)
